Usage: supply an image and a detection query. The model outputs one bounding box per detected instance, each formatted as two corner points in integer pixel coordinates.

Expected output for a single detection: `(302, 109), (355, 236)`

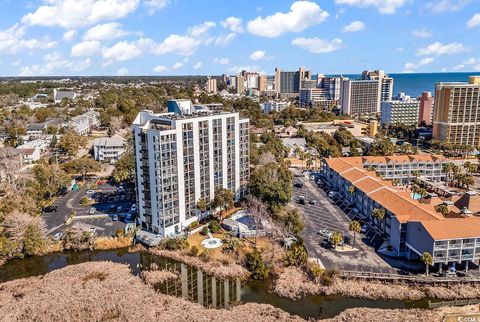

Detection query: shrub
(284, 243), (308, 267)
(189, 221), (199, 229)
(245, 250), (269, 280)
(189, 245), (199, 257)
(307, 262), (325, 281)
(319, 269), (339, 286)
(161, 238), (189, 251)
(201, 226), (209, 236)
(199, 249), (211, 262)
(115, 229), (125, 237)
(209, 220), (221, 233)
(80, 196), (90, 205)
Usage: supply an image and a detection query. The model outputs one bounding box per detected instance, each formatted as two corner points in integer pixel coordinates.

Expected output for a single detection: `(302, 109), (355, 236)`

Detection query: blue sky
(0, 0), (479, 76)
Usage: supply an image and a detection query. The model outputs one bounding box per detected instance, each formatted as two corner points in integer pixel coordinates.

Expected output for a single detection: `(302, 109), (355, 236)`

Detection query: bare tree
(241, 196), (269, 246)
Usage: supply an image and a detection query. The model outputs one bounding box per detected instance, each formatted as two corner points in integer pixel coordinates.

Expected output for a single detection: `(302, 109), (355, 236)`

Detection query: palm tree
(464, 161), (472, 175)
(329, 231), (343, 248)
(349, 221), (361, 248)
(411, 170), (420, 178)
(421, 252), (433, 277)
(348, 185), (355, 194)
(371, 208), (386, 233)
(442, 163), (454, 185)
(435, 204), (449, 216)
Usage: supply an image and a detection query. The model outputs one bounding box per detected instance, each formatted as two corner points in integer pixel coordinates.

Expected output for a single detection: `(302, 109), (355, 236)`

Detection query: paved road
(293, 171), (403, 274)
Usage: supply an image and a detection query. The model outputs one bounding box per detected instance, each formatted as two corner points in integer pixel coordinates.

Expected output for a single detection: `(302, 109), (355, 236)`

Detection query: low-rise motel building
(321, 155), (480, 271)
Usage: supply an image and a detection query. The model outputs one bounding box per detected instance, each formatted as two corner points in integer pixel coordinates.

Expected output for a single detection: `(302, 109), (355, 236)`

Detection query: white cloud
(19, 57), (91, 76)
(395, 47), (405, 52)
(63, 30), (77, 41)
(214, 33), (236, 46)
(0, 24), (56, 55)
(153, 64), (167, 73)
(193, 62), (203, 70)
(21, 0), (140, 29)
(463, 57), (479, 65)
(341, 20), (365, 32)
(187, 21), (216, 37)
(83, 23), (130, 40)
(335, 0), (408, 14)
(117, 67), (129, 76)
(291, 37), (342, 54)
(250, 50), (267, 61)
(12, 60), (21, 66)
(247, 1), (329, 38)
(213, 57), (229, 65)
(71, 40), (101, 57)
(171, 62), (183, 69)
(102, 40), (143, 61)
(143, 0), (169, 14)
(425, 0), (470, 14)
(411, 28), (432, 39)
(151, 34), (202, 56)
(220, 17), (244, 33)
(467, 13), (480, 28)
(417, 42), (468, 56)
(403, 57), (435, 72)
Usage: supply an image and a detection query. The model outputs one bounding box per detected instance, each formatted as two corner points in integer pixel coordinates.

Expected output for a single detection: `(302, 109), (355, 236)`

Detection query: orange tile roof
(420, 218), (480, 240)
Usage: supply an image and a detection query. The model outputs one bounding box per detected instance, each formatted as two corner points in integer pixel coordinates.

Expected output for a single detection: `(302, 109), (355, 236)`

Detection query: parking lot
(44, 180), (135, 238)
(293, 170), (409, 274)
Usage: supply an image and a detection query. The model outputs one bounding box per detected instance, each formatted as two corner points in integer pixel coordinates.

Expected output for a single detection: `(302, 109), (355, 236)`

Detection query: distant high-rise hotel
(132, 100), (249, 236)
(274, 66), (311, 96)
(418, 91), (434, 126)
(206, 77), (217, 94)
(433, 76), (480, 146)
(340, 70), (394, 117)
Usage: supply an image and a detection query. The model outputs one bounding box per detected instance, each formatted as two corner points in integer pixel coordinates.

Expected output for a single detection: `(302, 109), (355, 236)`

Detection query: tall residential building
(258, 74), (267, 92)
(206, 77), (217, 94)
(274, 67), (311, 95)
(380, 98), (420, 126)
(235, 75), (245, 94)
(132, 101), (250, 236)
(433, 76), (480, 146)
(340, 78), (381, 116)
(418, 91), (434, 126)
(361, 70), (394, 101)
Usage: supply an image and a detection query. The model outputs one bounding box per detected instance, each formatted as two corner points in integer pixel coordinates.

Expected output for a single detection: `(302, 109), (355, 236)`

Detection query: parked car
(53, 232), (64, 240)
(88, 227), (96, 236)
(298, 196), (306, 205)
(294, 183), (303, 188)
(116, 206), (123, 213)
(309, 199), (317, 205)
(361, 223), (369, 233)
(117, 186), (125, 193)
(89, 208), (97, 215)
(130, 204), (137, 211)
(343, 236), (351, 245)
(318, 228), (332, 238)
(112, 215), (119, 221)
(328, 191), (337, 198)
(86, 190), (95, 195)
(42, 205), (58, 213)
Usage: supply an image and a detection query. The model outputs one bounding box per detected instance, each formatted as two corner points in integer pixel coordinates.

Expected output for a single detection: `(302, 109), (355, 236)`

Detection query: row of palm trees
(442, 163), (475, 189)
(294, 147), (316, 170)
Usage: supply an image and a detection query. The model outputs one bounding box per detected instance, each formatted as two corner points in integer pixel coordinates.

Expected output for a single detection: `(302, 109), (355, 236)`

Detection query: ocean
(328, 72), (480, 98)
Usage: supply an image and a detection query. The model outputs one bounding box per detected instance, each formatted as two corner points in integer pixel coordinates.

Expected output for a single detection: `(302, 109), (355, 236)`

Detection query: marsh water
(0, 249), (430, 319)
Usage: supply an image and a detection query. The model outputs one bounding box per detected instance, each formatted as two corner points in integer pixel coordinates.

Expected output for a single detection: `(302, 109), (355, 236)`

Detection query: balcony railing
(447, 254), (461, 261)
(449, 243), (461, 249)
(435, 244), (448, 250)
(462, 243), (475, 248)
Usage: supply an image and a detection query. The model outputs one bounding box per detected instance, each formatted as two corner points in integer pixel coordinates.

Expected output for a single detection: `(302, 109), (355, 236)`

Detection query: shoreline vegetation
(273, 267), (480, 302)
(0, 261), (478, 322)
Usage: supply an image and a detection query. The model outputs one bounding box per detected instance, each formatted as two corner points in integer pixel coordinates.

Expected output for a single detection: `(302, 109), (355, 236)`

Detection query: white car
(86, 190), (95, 195)
(318, 229), (332, 238)
(117, 186), (125, 193)
(89, 208), (97, 215)
(130, 204), (137, 211)
(53, 232), (64, 240)
(361, 224), (369, 233)
(89, 227), (97, 236)
(328, 191), (337, 198)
